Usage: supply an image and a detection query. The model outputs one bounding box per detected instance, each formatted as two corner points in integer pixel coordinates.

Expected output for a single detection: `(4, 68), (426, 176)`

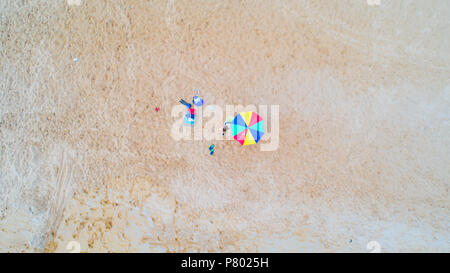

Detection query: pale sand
(0, 0), (449, 252)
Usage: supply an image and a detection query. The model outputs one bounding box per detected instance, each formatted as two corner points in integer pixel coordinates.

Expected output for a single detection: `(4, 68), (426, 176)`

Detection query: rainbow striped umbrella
(231, 112), (264, 146)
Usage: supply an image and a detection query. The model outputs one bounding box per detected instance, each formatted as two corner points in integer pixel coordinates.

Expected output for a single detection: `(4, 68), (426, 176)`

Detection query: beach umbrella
(230, 112), (264, 146)
(192, 89), (203, 106)
(192, 95), (203, 106)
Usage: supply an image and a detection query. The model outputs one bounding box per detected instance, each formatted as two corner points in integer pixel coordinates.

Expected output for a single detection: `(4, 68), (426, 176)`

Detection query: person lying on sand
(222, 117), (233, 136)
(179, 99), (192, 109)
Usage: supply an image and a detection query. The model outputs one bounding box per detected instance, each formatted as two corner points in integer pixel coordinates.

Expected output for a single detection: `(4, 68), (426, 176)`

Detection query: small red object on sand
(155, 107), (160, 112)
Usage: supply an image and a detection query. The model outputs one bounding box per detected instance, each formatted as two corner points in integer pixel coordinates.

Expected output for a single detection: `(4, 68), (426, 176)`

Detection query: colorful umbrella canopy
(192, 95), (203, 106)
(231, 112), (264, 146)
(192, 89), (203, 106)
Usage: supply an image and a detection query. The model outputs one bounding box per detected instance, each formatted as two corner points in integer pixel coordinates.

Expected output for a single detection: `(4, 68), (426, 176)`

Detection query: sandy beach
(0, 0), (449, 252)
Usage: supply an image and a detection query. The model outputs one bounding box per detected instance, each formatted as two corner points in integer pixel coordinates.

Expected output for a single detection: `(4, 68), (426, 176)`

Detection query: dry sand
(0, 0), (449, 252)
